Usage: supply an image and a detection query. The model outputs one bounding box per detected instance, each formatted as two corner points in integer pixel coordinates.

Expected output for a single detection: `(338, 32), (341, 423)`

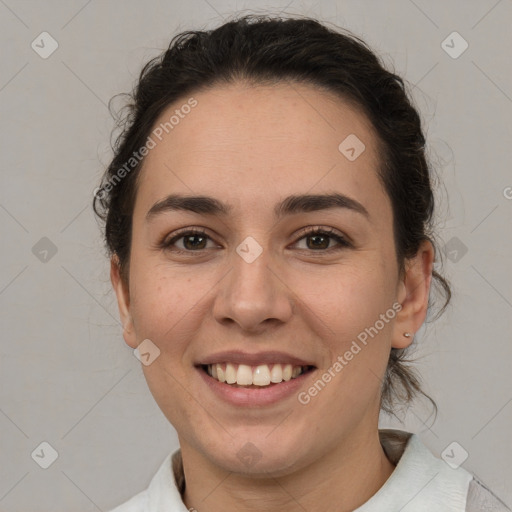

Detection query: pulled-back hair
(93, 14), (451, 416)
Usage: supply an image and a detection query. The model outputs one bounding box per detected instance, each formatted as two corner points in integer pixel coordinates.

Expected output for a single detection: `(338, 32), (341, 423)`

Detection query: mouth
(199, 363), (316, 388)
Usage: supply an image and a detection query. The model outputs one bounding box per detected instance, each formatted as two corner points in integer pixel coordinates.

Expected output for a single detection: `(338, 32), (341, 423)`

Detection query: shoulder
(104, 450), (184, 512)
(466, 476), (511, 512)
(105, 489), (148, 512)
(377, 429), (510, 511)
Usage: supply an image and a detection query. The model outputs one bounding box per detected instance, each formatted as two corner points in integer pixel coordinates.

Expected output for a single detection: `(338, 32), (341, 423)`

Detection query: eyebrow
(145, 192), (370, 222)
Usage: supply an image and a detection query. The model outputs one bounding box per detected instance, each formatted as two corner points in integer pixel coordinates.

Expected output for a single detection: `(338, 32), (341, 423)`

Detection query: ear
(110, 254), (138, 349)
(392, 239), (435, 349)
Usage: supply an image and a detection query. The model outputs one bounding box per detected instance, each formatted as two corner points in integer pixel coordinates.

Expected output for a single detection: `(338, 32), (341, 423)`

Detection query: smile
(202, 363), (314, 387)
(196, 351), (317, 406)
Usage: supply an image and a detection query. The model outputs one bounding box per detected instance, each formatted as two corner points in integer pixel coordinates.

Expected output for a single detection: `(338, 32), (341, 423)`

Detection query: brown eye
(161, 229), (215, 252)
(294, 228), (350, 252)
(181, 233), (208, 250)
(307, 233), (330, 250)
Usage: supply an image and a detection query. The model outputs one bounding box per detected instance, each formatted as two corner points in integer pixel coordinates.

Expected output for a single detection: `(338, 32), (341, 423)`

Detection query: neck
(180, 427), (395, 512)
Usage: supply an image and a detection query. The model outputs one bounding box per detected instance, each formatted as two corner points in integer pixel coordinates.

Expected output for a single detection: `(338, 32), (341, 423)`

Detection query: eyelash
(159, 226), (351, 255)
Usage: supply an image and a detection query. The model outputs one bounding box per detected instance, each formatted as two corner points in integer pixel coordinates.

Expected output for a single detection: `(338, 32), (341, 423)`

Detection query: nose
(212, 245), (295, 334)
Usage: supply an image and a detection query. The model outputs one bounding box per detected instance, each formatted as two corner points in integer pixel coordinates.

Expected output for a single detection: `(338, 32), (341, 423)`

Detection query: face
(112, 81), (432, 476)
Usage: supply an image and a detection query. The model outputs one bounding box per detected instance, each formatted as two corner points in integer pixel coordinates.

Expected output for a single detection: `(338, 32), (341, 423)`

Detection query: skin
(111, 81), (434, 512)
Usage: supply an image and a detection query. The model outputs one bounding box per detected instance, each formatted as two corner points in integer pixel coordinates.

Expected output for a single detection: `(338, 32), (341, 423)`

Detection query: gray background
(1, 0), (511, 510)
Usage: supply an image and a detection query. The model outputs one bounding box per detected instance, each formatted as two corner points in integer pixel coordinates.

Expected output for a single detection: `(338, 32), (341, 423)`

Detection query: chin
(201, 431), (310, 477)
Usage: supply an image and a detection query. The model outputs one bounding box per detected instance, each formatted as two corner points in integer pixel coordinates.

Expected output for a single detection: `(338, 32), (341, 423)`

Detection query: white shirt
(107, 429), (510, 511)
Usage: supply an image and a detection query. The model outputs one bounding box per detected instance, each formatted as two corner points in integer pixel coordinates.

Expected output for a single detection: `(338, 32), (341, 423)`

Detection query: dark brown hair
(93, 13), (451, 417)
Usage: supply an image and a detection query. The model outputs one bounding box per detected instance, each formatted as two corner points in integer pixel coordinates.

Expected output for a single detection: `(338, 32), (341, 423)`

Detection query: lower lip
(196, 366), (315, 407)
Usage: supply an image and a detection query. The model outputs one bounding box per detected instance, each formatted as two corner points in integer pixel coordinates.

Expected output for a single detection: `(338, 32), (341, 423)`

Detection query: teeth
(225, 363), (237, 384)
(270, 364), (283, 383)
(253, 365), (271, 386)
(206, 363), (307, 386)
(282, 364), (292, 381)
(236, 364), (253, 385)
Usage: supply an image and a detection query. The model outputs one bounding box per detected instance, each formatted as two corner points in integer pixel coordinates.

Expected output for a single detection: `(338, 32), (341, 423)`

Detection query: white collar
(356, 429), (473, 511)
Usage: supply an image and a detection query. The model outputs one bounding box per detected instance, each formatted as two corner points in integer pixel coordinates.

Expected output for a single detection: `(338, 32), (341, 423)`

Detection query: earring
(403, 332), (412, 338)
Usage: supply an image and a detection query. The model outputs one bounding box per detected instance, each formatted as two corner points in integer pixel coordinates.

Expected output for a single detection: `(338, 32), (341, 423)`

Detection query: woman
(94, 14), (510, 512)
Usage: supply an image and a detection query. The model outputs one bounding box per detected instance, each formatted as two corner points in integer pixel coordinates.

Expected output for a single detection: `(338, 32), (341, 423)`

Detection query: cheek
(291, 262), (395, 394)
(131, 268), (203, 425)
(129, 264), (198, 356)
(294, 270), (393, 414)
(294, 262), (395, 338)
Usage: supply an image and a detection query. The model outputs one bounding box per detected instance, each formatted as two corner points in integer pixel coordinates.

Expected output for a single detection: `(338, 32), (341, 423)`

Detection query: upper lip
(196, 350), (316, 367)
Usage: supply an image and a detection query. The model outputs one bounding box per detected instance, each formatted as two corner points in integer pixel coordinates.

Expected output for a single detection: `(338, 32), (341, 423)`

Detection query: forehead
(134, 81), (389, 223)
